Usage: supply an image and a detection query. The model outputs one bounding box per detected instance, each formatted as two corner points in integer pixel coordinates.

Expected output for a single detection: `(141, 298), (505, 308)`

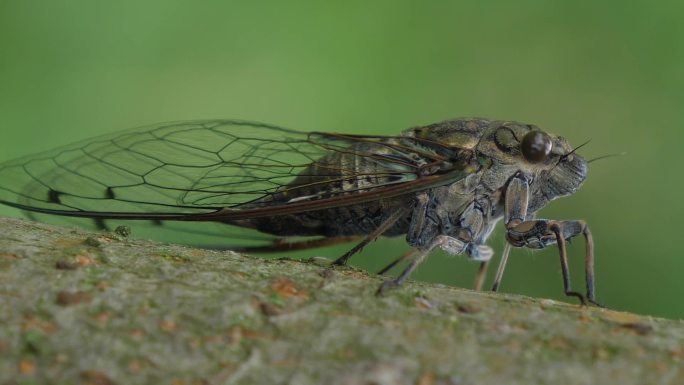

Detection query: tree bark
(0, 217), (682, 385)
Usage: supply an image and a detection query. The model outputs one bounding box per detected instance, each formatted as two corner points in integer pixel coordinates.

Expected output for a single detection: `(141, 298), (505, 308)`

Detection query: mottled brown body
(237, 119), (490, 239)
(233, 142), (416, 237)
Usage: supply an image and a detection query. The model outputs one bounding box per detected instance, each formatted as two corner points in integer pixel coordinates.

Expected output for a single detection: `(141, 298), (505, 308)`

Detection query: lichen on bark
(0, 217), (682, 385)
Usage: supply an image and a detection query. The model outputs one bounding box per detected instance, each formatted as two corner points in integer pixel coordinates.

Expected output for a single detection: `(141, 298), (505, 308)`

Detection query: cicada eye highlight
(521, 131), (552, 163)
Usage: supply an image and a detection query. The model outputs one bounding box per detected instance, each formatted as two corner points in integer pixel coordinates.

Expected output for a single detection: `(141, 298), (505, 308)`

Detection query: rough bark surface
(0, 217), (682, 385)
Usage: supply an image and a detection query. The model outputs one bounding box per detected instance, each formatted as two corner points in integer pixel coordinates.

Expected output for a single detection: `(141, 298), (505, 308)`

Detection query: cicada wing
(1, 120), (307, 216)
(0, 119), (472, 223)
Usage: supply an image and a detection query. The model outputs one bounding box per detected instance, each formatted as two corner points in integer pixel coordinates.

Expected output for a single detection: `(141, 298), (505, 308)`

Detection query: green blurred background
(1, 1), (682, 318)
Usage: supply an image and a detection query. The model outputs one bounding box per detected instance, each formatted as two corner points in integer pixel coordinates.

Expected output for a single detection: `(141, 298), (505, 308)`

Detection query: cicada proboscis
(0, 118), (598, 305)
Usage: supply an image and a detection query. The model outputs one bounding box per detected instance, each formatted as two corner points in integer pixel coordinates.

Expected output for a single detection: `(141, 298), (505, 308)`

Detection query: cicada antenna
(587, 152), (627, 163)
(560, 138), (592, 161)
(551, 138), (592, 172)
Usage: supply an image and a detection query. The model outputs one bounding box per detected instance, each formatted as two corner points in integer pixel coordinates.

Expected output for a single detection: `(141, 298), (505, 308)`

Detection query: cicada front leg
(496, 173), (599, 306)
(505, 219), (597, 306)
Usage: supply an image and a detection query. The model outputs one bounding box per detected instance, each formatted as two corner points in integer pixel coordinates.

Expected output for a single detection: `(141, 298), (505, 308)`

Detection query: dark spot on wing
(48, 189), (62, 204)
(105, 187), (115, 199)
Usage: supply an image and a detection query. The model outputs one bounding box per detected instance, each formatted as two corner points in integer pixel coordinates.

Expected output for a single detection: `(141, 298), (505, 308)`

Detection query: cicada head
(478, 120), (588, 204)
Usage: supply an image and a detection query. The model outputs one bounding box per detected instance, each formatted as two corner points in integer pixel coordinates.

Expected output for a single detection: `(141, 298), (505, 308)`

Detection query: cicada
(0, 118), (597, 304)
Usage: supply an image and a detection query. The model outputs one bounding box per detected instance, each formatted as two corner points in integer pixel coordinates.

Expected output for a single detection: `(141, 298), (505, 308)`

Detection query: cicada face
(474, 121), (588, 210)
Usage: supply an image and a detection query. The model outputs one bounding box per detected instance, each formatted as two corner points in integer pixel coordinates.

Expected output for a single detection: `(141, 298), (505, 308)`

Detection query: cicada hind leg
(331, 208), (409, 266)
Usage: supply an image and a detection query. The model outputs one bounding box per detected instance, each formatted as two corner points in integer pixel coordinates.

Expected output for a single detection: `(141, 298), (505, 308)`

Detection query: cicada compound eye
(521, 130), (552, 163)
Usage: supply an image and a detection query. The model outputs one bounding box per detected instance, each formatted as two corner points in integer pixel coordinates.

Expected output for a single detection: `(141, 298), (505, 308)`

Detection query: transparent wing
(0, 120), (469, 222)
